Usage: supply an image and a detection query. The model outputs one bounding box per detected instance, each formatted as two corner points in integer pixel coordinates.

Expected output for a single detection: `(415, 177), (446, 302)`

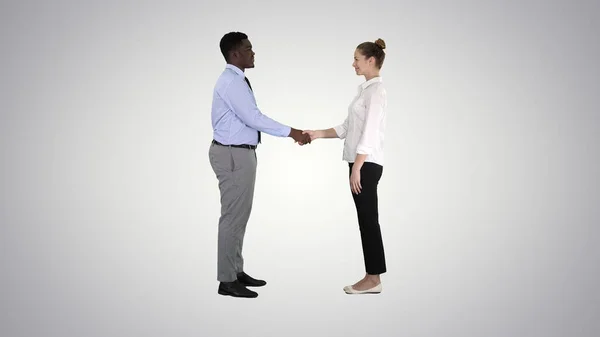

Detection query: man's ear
(230, 49), (239, 61)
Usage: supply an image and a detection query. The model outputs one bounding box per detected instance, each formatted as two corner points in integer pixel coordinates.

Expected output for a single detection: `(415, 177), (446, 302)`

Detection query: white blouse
(334, 76), (387, 166)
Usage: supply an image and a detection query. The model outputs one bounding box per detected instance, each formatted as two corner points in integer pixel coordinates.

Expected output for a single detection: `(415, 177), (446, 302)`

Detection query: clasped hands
(288, 128), (319, 145)
(288, 128), (317, 145)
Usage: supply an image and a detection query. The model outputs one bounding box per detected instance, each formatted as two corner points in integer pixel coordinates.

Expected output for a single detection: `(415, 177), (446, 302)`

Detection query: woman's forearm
(316, 128), (339, 139)
(352, 154), (368, 170)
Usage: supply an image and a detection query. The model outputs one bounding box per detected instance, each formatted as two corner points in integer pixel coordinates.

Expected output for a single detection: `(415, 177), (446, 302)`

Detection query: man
(208, 32), (311, 298)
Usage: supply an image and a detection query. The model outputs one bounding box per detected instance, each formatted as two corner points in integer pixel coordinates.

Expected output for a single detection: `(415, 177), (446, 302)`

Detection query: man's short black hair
(220, 32), (248, 62)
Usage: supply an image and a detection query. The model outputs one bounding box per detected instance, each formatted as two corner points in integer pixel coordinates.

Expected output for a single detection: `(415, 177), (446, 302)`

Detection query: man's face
(235, 39), (255, 69)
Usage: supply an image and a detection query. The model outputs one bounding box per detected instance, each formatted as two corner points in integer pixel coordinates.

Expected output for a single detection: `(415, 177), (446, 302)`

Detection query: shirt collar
(360, 76), (383, 90)
(225, 64), (245, 77)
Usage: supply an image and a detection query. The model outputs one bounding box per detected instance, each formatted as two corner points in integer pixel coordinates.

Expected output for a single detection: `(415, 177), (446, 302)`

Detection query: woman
(303, 38), (388, 294)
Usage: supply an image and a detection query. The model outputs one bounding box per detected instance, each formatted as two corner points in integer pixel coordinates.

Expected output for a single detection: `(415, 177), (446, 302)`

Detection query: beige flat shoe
(343, 283), (382, 294)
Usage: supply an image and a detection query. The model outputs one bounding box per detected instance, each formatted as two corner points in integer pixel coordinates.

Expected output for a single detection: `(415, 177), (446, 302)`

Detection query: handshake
(288, 128), (319, 146)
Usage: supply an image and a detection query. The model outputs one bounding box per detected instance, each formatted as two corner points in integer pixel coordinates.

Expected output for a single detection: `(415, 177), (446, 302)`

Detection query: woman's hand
(350, 167), (362, 194)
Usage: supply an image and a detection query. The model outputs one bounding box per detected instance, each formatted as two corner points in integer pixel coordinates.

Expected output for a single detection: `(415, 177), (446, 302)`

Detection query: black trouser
(349, 162), (386, 275)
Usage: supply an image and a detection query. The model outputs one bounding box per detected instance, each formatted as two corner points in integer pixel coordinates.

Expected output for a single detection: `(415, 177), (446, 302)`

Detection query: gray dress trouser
(208, 142), (257, 282)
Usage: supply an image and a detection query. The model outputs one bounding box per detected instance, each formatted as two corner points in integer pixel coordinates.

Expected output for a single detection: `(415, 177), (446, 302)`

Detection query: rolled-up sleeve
(356, 86), (385, 155)
(333, 116), (349, 139)
(224, 79), (291, 137)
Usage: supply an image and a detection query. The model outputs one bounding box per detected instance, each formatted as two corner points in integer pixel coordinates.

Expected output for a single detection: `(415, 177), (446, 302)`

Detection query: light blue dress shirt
(211, 64), (291, 145)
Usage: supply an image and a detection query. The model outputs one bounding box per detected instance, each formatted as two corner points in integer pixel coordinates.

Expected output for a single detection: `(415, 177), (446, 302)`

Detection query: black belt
(212, 139), (257, 150)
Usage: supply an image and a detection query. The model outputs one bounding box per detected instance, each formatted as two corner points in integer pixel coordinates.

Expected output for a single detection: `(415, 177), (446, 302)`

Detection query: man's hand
(289, 128), (311, 145)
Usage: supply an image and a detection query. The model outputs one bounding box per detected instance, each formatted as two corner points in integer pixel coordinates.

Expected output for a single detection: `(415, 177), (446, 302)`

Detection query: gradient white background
(1, 0), (599, 336)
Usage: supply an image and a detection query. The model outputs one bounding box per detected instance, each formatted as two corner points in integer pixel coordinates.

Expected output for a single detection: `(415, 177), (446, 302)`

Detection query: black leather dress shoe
(218, 280), (258, 298)
(237, 272), (267, 287)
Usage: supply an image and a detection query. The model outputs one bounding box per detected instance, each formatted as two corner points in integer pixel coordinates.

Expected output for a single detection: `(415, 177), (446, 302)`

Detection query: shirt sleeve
(356, 86), (386, 155)
(333, 116), (349, 139)
(224, 78), (291, 137)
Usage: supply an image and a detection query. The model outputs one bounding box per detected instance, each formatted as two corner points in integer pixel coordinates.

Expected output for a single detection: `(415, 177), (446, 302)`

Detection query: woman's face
(352, 49), (373, 75)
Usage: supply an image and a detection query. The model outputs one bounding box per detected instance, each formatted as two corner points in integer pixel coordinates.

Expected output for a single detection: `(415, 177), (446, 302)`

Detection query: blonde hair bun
(375, 38), (386, 50)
